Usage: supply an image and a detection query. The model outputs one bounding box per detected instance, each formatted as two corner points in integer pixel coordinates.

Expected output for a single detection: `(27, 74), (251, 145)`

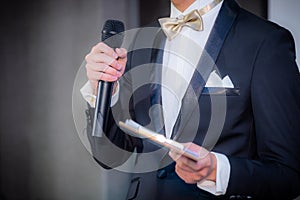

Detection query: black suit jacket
(86, 0), (300, 199)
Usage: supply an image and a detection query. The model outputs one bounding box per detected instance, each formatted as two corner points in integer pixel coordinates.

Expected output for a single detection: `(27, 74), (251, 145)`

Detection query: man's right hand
(85, 42), (127, 95)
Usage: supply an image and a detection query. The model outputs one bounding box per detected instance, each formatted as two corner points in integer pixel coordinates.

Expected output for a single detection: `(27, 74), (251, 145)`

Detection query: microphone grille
(101, 20), (125, 47)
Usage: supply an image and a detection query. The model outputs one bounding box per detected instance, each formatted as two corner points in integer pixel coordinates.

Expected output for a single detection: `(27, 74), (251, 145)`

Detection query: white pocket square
(205, 70), (234, 88)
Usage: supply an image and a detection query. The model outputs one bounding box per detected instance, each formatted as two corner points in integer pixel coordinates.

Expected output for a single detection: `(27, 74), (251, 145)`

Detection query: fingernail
(117, 71), (122, 77)
(113, 52), (118, 59)
(116, 48), (121, 53)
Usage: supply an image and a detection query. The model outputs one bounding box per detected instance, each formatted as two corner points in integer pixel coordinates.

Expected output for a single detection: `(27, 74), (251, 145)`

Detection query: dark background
(1, 0), (298, 200)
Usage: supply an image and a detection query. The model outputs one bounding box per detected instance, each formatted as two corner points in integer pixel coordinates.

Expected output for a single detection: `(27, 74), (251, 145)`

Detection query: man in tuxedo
(81, 0), (300, 199)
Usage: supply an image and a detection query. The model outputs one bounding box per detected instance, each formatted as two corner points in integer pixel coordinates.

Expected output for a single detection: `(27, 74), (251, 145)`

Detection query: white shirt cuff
(110, 82), (119, 107)
(80, 81), (120, 108)
(80, 81), (96, 107)
(197, 152), (230, 196)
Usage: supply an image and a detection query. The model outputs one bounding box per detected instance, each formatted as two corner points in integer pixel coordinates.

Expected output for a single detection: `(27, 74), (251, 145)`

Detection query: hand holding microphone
(85, 20), (127, 137)
(85, 43), (127, 94)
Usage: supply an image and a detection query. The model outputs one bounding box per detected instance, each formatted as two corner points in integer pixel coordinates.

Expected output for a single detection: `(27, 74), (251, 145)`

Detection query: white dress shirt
(162, 0), (221, 139)
(160, 0), (229, 196)
(81, 0), (230, 196)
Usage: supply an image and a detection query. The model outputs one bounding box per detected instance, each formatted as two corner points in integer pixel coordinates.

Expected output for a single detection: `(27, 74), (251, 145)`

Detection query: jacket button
(157, 169), (167, 179)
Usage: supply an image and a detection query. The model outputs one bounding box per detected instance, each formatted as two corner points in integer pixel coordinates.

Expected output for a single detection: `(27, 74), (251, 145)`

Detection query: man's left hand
(169, 142), (217, 184)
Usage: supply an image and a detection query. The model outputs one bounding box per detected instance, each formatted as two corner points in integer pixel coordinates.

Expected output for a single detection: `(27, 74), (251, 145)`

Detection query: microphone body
(92, 20), (125, 137)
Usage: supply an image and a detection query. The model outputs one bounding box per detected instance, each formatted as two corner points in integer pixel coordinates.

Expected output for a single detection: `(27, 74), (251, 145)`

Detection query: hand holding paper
(169, 142), (217, 184)
(119, 119), (217, 183)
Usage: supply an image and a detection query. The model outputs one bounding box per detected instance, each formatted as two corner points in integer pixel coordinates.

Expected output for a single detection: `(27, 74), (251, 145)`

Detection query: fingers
(168, 142), (210, 171)
(169, 150), (208, 172)
(168, 150), (182, 161)
(115, 48), (127, 73)
(175, 166), (198, 184)
(116, 48), (127, 59)
(169, 142), (217, 183)
(85, 42), (127, 93)
(174, 155), (214, 183)
(91, 42), (119, 59)
(86, 47), (122, 71)
(86, 62), (122, 77)
(87, 69), (119, 83)
(182, 143), (210, 159)
(175, 164), (202, 184)
(175, 154), (199, 171)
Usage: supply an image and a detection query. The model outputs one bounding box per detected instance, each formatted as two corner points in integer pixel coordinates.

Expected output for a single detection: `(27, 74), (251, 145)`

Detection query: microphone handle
(91, 20), (124, 137)
(92, 81), (113, 137)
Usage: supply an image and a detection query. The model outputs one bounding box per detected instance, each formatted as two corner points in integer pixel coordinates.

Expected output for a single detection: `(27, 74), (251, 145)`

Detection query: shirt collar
(170, 0), (217, 18)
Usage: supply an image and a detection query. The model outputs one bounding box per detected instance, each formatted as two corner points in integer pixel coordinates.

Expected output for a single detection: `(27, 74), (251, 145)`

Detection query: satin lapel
(172, 0), (240, 140)
(149, 29), (167, 135)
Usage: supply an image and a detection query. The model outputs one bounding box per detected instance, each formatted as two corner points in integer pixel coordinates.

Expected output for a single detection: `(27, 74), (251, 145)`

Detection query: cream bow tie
(159, 10), (203, 40)
(159, 0), (223, 40)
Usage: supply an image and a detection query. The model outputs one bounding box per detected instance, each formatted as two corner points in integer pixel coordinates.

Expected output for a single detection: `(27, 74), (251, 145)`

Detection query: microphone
(92, 20), (125, 137)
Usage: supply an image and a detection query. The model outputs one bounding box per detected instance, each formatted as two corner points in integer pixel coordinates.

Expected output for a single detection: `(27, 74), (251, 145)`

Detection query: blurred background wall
(0, 0), (299, 200)
(269, 0), (300, 67)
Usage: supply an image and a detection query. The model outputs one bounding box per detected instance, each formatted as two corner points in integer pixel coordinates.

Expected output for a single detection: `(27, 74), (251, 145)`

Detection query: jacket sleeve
(226, 27), (300, 199)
